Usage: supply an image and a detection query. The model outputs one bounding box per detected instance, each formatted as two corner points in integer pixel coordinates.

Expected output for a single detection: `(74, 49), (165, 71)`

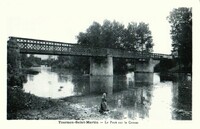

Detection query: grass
(7, 86), (62, 119)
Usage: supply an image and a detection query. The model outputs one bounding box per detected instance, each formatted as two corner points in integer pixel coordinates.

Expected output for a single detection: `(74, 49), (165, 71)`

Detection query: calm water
(23, 66), (192, 120)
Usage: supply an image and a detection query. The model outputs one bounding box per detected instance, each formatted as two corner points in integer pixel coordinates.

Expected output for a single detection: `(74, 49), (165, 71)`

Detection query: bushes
(7, 42), (60, 119)
(7, 86), (61, 119)
(7, 73), (27, 88)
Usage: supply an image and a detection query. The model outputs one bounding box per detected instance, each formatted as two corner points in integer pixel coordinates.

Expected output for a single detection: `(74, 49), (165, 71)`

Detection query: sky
(5, 0), (193, 57)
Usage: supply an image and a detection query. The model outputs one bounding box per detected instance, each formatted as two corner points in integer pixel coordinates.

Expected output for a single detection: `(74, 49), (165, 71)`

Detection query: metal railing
(8, 36), (172, 59)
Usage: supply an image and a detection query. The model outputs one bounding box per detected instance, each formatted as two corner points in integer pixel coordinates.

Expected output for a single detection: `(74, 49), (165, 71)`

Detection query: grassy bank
(7, 87), (109, 120)
(7, 86), (62, 119)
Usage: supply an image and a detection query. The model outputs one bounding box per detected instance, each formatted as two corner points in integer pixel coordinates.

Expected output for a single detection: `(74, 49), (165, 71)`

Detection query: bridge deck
(8, 37), (172, 59)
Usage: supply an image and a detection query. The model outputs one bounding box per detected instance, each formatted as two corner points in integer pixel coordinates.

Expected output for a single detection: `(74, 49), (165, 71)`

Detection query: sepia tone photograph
(2, 1), (199, 128)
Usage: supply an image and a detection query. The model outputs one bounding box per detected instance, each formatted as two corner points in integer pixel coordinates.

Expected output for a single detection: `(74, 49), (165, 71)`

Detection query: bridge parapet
(151, 53), (172, 59)
(8, 36), (172, 59)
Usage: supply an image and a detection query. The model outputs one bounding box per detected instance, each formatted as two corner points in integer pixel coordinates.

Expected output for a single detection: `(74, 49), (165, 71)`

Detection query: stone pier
(90, 56), (113, 76)
(134, 72), (154, 84)
(134, 58), (159, 84)
(135, 58), (160, 73)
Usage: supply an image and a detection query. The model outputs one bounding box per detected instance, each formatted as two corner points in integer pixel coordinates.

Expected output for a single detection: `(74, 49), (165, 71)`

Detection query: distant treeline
(21, 54), (42, 68)
(49, 56), (133, 75)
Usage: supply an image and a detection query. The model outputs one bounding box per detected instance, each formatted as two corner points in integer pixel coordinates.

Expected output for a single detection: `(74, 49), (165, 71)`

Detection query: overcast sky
(5, 0), (193, 57)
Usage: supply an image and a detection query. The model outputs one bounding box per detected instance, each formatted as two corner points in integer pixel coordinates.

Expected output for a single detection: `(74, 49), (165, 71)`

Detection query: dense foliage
(154, 59), (176, 73)
(21, 54), (42, 68)
(50, 20), (154, 74)
(77, 20), (154, 52)
(167, 8), (192, 73)
(7, 44), (26, 87)
(74, 20), (154, 74)
(7, 41), (57, 119)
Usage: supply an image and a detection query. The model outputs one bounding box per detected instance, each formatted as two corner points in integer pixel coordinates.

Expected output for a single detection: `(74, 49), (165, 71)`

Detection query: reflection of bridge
(8, 37), (172, 75)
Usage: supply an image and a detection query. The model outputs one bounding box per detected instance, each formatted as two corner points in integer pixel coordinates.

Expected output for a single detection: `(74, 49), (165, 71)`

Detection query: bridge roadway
(8, 37), (172, 60)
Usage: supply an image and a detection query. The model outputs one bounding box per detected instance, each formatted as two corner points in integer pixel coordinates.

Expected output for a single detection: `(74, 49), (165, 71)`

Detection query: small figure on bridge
(99, 93), (109, 114)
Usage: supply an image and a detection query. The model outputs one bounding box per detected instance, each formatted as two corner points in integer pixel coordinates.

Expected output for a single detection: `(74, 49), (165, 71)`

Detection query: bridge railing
(150, 53), (172, 59)
(8, 36), (172, 59)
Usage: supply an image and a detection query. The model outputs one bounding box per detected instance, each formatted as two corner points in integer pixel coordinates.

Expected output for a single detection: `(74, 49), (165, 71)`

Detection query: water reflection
(109, 76), (153, 120)
(90, 76), (113, 95)
(23, 67), (192, 120)
(134, 72), (154, 84)
(23, 67), (76, 98)
(149, 82), (173, 120)
(171, 74), (192, 120)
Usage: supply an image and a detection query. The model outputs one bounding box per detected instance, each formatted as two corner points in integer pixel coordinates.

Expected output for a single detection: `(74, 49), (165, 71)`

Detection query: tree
(77, 20), (153, 52)
(77, 20), (126, 49)
(76, 20), (154, 74)
(123, 22), (137, 50)
(21, 54), (42, 68)
(77, 22), (102, 47)
(21, 54), (32, 68)
(100, 20), (125, 49)
(124, 22), (154, 52)
(167, 7), (192, 72)
(136, 22), (154, 52)
(57, 56), (74, 68)
(7, 41), (26, 87)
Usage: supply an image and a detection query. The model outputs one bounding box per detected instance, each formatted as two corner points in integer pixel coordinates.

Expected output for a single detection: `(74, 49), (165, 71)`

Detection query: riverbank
(12, 99), (106, 120)
(7, 69), (192, 120)
(8, 86), (192, 120)
(8, 89), (120, 120)
(7, 86), (62, 119)
(21, 68), (40, 75)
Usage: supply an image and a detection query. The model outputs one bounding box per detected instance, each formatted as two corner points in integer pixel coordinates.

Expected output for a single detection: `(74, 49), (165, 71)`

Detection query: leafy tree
(21, 54), (42, 68)
(124, 22), (153, 52)
(100, 20), (125, 48)
(135, 22), (154, 52)
(72, 57), (90, 73)
(7, 40), (26, 87)
(77, 20), (153, 52)
(77, 22), (102, 47)
(123, 22), (137, 50)
(167, 7), (192, 72)
(57, 56), (74, 68)
(76, 20), (154, 74)
(77, 20), (126, 49)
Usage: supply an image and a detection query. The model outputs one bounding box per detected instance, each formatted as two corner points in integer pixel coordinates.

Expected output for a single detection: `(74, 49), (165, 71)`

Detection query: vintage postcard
(1, 0), (200, 129)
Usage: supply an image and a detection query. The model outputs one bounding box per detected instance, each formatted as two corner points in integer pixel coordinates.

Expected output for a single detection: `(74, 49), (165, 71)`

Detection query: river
(23, 66), (192, 120)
